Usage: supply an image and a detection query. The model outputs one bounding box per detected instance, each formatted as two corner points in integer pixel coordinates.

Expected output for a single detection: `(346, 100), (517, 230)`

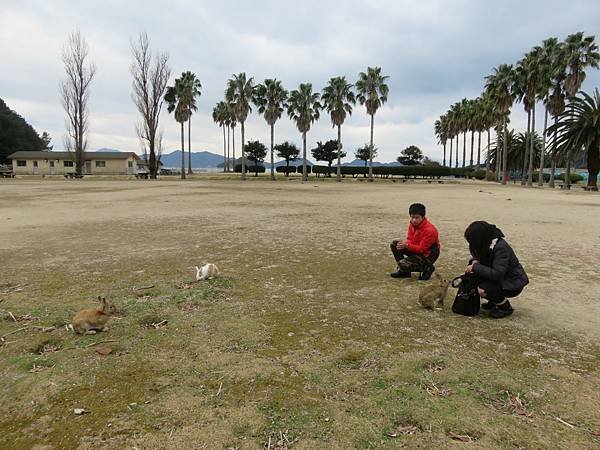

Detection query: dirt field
(1, 176), (600, 449)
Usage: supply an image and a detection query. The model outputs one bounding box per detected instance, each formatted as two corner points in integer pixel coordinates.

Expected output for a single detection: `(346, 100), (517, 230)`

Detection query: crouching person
(390, 203), (440, 280)
(464, 221), (529, 318)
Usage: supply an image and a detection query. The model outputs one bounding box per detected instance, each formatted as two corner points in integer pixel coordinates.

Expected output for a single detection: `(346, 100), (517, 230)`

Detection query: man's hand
(396, 240), (406, 250)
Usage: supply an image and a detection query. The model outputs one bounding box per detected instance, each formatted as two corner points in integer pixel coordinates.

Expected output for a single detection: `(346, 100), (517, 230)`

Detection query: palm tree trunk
(587, 143), (599, 191)
(538, 105), (549, 187)
(302, 132), (308, 182)
(455, 135), (459, 168)
(270, 124), (275, 181)
(549, 115), (558, 188)
(477, 131), (481, 166)
(180, 121), (186, 180)
(527, 102), (536, 186)
(368, 113), (374, 181)
(502, 118), (508, 184)
(522, 110), (531, 185)
(241, 122), (246, 180)
(565, 106), (574, 189)
(462, 132), (466, 168)
(232, 126), (236, 172)
(443, 142), (446, 167)
(449, 136), (453, 168)
(187, 117), (193, 175)
(485, 128), (491, 178)
(222, 125), (227, 173)
(469, 130), (474, 166)
(336, 125), (342, 182)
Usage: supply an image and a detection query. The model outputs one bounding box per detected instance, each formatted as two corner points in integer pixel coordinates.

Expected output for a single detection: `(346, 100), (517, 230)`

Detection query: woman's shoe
(490, 301), (514, 319)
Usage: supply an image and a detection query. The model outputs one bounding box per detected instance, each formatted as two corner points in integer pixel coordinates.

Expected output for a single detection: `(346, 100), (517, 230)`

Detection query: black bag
(451, 274), (480, 316)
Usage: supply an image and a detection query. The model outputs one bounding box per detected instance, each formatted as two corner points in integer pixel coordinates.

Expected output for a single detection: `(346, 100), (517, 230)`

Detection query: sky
(1, 0), (600, 164)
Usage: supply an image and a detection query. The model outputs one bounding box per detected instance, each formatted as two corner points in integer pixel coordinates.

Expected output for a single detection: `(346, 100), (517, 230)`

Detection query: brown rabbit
(418, 273), (450, 309)
(72, 296), (117, 334)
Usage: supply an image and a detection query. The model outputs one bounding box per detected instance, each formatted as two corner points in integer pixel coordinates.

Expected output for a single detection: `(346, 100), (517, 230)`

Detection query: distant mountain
(160, 150), (225, 168)
(217, 158), (315, 168)
(95, 147), (122, 152)
(341, 159), (402, 167)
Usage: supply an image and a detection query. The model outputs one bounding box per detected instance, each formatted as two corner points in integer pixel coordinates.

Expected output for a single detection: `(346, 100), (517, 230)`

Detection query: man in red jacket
(390, 203), (440, 280)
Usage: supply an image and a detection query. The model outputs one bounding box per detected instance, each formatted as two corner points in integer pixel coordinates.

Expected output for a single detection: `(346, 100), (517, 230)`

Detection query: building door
(127, 160), (134, 175)
(49, 160), (56, 175)
(33, 161), (39, 174)
(85, 161), (92, 174)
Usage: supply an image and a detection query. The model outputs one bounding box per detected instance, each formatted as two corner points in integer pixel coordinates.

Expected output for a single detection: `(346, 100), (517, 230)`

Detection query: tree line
(435, 32), (600, 190)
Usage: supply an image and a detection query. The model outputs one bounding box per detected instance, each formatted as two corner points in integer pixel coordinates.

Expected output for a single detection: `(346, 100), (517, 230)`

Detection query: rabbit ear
(97, 295), (102, 302)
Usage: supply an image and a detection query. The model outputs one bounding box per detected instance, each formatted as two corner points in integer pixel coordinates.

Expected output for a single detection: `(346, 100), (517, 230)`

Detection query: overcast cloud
(1, 0), (599, 163)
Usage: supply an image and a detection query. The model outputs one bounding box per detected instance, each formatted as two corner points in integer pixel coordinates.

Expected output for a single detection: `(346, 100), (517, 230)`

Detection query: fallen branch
(556, 417), (576, 429)
(84, 339), (118, 348)
(1, 325), (30, 338)
(216, 382), (223, 396)
(132, 285), (154, 291)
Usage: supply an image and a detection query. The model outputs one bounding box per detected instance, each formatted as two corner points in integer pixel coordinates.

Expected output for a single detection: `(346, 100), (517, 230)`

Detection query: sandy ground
(1, 176), (599, 341)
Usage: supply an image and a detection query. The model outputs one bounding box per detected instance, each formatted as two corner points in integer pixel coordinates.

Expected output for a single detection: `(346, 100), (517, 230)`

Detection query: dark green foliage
(276, 165), (296, 174)
(397, 145), (423, 166)
(274, 141), (300, 176)
(557, 172), (583, 183)
(354, 144), (377, 167)
(245, 140), (268, 176)
(0, 98), (45, 163)
(296, 165), (312, 174)
(470, 169), (487, 180)
(234, 164), (265, 173)
(311, 140), (345, 176)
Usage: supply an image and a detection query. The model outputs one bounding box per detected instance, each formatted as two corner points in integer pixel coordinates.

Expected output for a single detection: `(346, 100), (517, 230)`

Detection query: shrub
(556, 172), (583, 183)
(531, 172), (551, 183)
(276, 165), (296, 174)
(295, 165), (312, 174)
(234, 164), (266, 173)
(470, 169), (486, 180)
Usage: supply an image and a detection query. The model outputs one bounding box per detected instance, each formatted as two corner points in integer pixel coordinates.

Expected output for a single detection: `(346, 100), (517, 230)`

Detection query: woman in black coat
(464, 221), (529, 318)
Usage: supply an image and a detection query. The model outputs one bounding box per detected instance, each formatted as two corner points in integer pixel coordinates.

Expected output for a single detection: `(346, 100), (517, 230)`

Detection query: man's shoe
(490, 301), (514, 319)
(418, 266), (435, 281)
(390, 270), (411, 278)
(482, 301), (494, 310)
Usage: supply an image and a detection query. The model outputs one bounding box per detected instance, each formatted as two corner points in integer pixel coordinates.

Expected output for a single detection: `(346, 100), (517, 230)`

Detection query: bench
(0, 172), (15, 178)
(135, 173), (149, 179)
(64, 173), (84, 179)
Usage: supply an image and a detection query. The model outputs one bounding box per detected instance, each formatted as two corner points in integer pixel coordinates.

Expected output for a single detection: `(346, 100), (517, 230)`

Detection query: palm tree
(485, 64), (515, 184)
(562, 32), (600, 188)
(212, 101), (228, 172)
(549, 89), (600, 190)
(434, 115), (448, 166)
(287, 83), (321, 182)
(356, 66), (389, 180)
(254, 79), (288, 181)
(165, 76), (192, 180)
(180, 71), (201, 175)
(537, 38), (563, 186)
(225, 102), (237, 172)
(225, 73), (255, 180)
(321, 76), (356, 182)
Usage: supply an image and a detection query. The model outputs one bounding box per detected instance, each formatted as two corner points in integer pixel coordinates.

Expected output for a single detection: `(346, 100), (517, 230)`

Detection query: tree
(422, 156), (441, 166)
(562, 32), (600, 188)
(212, 101), (228, 172)
(356, 66), (389, 181)
(225, 102), (237, 172)
(321, 76), (356, 182)
(0, 98), (45, 163)
(434, 115), (448, 166)
(355, 143), (377, 168)
(312, 140), (346, 176)
(275, 141), (300, 176)
(60, 30), (96, 175)
(40, 132), (53, 150)
(180, 71), (202, 175)
(287, 83), (321, 181)
(397, 145), (423, 165)
(549, 89), (600, 190)
(254, 79), (288, 181)
(485, 64), (515, 184)
(226, 73), (255, 180)
(130, 32), (171, 179)
(165, 76), (192, 180)
(245, 140), (267, 176)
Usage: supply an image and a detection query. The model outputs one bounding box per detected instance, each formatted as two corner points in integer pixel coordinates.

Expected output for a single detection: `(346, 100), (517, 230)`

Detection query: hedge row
(233, 164), (266, 173)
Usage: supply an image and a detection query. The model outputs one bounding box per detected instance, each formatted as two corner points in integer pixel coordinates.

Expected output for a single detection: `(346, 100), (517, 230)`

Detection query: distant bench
(64, 173), (84, 179)
(0, 172), (15, 178)
(135, 173), (149, 179)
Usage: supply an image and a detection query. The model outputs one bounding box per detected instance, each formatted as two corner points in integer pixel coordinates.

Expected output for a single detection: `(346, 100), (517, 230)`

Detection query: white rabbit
(195, 263), (219, 281)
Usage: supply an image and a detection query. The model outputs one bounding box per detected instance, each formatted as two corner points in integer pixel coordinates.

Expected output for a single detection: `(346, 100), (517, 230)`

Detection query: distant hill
(341, 159), (402, 167)
(95, 147), (122, 152)
(160, 150), (225, 168)
(0, 98), (45, 163)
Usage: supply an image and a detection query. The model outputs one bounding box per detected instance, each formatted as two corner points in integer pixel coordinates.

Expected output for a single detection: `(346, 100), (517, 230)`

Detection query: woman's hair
(464, 221), (502, 258)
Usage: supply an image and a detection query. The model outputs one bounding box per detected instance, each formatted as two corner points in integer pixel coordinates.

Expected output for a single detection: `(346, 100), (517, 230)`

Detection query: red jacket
(405, 218), (440, 258)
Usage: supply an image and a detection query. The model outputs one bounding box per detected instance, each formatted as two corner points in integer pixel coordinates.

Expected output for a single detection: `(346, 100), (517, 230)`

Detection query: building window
(17, 160), (27, 167)
(64, 160), (74, 167)
(95, 161), (106, 168)
(33, 161), (38, 167)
